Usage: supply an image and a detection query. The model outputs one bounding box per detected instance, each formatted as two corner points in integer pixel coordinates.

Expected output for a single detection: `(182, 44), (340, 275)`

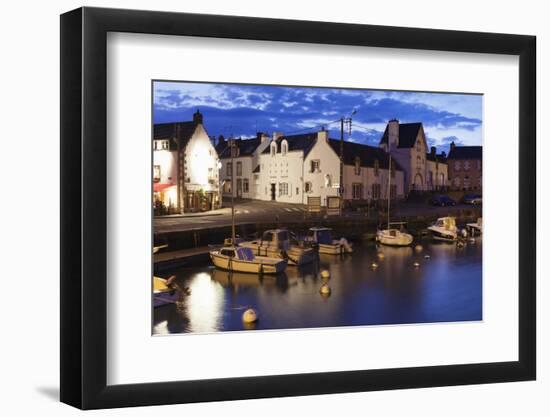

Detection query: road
(154, 199), (481, 233)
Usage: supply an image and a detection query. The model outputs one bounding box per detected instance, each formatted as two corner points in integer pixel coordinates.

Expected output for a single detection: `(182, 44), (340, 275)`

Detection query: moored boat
(376, 223), (414, 246)
(239, 229), (317, 266)
(305, 227), (353, 254)
(466, 217), (482, 235)
(428, 217), (458, 242)
(210, 245), (287, 274)
(153, 275), (182, 308)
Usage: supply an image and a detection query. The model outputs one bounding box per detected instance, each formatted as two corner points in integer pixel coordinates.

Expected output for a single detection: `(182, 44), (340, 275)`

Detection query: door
(237, 179), (242, 198)
(270, 183), (276, 201)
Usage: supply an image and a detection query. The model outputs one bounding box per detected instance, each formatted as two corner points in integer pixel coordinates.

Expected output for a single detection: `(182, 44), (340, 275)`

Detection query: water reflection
(153, 237), (482, 334)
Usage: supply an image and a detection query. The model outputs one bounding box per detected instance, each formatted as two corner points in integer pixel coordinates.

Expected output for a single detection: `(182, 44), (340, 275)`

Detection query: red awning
(153, 183), (175, 192)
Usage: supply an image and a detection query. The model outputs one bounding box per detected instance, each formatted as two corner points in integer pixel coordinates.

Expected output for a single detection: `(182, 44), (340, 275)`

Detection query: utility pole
(339, 110), (357, 203)
(230, 138), (236, 243)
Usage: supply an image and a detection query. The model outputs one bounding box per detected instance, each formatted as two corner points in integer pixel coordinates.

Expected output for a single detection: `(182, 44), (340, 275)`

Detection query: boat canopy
(236, 247), (255, 261)
(435, 217), (456, 229)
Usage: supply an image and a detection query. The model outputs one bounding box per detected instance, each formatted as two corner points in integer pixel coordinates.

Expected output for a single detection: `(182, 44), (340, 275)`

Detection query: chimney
(431, 146), (436, 157)
(217, 135), (225, 146)
(450, 141), (456, 151)
(193, 109), (203, 124)
(388, 119), (399, 149)
(257, 132), (269, 143)
(317, 128), (328, 142)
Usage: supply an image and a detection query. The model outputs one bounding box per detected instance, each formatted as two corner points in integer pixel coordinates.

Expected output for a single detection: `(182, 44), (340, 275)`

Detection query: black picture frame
(60, 6), (536, 410)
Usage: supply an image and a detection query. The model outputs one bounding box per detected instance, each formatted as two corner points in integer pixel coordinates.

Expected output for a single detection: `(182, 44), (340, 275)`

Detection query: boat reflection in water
(153, 237), (482, 334)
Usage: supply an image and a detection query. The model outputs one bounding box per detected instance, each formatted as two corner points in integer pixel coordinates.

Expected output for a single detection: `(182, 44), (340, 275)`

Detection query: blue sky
(153, 81), (482, 152)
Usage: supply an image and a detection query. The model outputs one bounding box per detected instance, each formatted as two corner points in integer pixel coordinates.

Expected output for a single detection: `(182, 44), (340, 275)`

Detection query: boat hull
(376, 230), (413, 247)
(210, 252), (287, 274)
(428, 227), (457, 242)
(239, 242), (316, 266)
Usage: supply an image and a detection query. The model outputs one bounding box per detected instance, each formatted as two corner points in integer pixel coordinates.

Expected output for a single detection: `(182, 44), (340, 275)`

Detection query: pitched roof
(447, 146), (482, 160)
(379, 122), (423, 148)
(261, 133), (318, 156)
(219, 137), (262, 158)
(327, 139), (403, 171)
(153, 121), (199, 150)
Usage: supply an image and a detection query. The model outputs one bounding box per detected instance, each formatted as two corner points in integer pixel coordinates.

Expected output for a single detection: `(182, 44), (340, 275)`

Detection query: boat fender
(320, 269), (331, 279)
(320, 284), (331, 296)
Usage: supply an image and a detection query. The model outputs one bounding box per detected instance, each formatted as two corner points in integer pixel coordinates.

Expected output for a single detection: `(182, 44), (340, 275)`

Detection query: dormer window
(354, 156), (361, 175)
(270, 141), (277, 157)
(281, 140), (288, 156)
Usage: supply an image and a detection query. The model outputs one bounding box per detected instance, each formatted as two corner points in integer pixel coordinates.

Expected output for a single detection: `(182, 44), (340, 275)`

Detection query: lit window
(153, 165), (161, 183)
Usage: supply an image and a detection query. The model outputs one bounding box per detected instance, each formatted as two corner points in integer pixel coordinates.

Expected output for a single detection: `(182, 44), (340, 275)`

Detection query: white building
(255, 129), (404, 206)
(218, 133), (270, 199)
(153, 111), (221, 213)
(379, 119), (447, 193)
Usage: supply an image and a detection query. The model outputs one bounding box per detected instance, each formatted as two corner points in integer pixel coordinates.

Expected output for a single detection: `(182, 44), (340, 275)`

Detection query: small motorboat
(376, 222), (413, 247)
(210, 245), (287, 274)
(239, 229), (317, 266)
(305, 227), (353, 254)
(428, 217), (458, 242)
(466, 217), (482, 236)
(153, 275), (183, 308)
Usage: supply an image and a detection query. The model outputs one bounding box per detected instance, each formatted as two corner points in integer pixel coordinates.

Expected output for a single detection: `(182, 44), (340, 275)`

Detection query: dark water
(153, 237), (482, 334)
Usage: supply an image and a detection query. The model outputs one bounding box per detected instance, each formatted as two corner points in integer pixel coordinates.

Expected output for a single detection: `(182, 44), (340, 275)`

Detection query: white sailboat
(466, 217), (482, 236)
(210, 139), (287, 274)
(376, 155), (413, 246)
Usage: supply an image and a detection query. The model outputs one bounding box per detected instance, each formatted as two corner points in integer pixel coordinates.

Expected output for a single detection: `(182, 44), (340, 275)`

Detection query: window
(477, 160), (481, 170)
(296, 187), (299, 195)
(453, 177), (461, 188)
(226, 162), (232, 176)
(236, 161), (242, 176)
(279, 182), (289, 196)
(372, 183), (381, 199)
(281, 140), (288, 155)
(454, 161), (461, 171)
(391, 160), (396, 178)
(223, 180), (232, 194)
(463, 176), (470, 189)
(208, 167), (215, 184)
(243, 178), (249, 193)
(154, 139), (169, 151)
(464, 160), (470, 170)
(310, 160), (320, 173)
(305, 182), (312, 193)
(153, 165), (161, 182)
(270, 142), (277, 156)
(325, 174), (332, 187)
(374, 159), (380, 176)
(354, 157), (361, 175)
(352, 183), (362, 199)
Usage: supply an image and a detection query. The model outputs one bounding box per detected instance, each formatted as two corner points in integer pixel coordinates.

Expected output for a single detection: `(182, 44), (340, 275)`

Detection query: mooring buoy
(413, 261), (420, 268)
(242, 308), (258, 324)
(371, 262), (379, 269)
(320, 269), (331, 279)
(377, 252), (385, 260)
(415, 244), (423, 252)
(320, 284), (331, 296)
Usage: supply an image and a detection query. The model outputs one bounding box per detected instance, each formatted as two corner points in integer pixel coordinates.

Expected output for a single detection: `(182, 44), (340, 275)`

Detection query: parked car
(462, 194), (482, 205)
(430, 194), (456, 207)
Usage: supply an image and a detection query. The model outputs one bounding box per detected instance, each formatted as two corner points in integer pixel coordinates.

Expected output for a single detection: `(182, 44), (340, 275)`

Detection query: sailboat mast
(387, 154), (391, 228)
(231, 139), (236, 243)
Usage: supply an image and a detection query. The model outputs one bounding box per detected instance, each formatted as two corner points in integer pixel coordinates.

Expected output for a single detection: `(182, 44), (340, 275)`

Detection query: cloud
(153, 81), (482, 148)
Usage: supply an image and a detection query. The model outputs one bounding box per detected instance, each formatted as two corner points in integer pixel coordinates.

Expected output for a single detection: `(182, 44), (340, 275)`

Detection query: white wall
(1, 1), (546, 417)
(258, 144), (304, 203)
(303, 135), (340, 206)
(184, 124), (220, 193)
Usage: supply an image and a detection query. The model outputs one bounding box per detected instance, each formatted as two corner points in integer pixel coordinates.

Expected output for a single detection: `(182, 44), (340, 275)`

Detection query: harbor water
(153, 237), (482, 334)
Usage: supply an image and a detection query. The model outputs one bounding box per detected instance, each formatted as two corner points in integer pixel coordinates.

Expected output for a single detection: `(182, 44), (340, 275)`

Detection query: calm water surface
(153, 238), (482, 334)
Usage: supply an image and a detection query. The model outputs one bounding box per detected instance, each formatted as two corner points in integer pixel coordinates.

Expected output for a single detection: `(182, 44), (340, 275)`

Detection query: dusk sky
(153, 81), (482, 152)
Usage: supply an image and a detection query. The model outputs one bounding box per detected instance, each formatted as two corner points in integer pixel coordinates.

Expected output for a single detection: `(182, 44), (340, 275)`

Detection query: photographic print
(152, 81), (483, 334)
